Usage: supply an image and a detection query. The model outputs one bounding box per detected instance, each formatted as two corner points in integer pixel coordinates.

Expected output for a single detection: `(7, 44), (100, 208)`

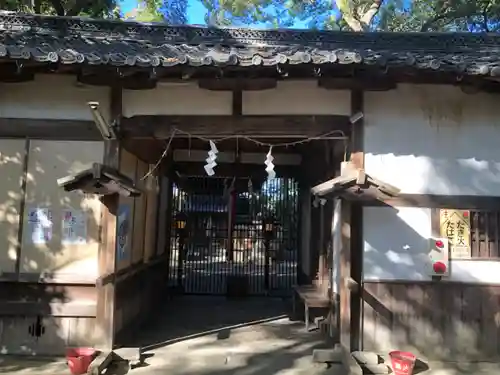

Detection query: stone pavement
(0, 318), (336, 375)
(0, 297), (337, 375)
(2, 297), (500, 375)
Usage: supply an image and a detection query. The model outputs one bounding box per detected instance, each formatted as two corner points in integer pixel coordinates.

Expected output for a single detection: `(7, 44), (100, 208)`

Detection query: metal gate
(168, 176), (299, 296)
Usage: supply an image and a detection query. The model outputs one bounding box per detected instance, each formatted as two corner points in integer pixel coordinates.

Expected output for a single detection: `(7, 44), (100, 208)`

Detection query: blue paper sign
(116, 204), (131, 262)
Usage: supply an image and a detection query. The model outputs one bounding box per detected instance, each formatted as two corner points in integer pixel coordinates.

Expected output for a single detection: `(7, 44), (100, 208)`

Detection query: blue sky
(119, 0), (309, 27)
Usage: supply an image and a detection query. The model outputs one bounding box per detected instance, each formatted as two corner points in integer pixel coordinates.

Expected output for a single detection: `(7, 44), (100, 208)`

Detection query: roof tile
(0, 13), (499, 76)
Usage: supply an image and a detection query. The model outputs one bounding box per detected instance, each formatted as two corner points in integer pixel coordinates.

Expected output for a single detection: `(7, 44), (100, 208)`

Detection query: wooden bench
(292, 284), (330, 332)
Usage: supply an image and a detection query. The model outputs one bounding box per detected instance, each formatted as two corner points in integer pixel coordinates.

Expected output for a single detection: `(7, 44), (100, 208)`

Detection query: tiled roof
(1, 13), (500, 76)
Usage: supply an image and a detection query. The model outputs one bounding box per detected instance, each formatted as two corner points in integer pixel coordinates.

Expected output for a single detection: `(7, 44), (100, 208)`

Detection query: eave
(1, 13), (500, 88)
(311, 163), (401, 202)
(57, 163), (141, 197)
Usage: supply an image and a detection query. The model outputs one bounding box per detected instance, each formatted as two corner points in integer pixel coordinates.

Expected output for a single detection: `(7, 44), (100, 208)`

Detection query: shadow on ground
(124, 295), (302, 349)
(0, 356), (68, 375)
(115, 295), (335, 375)
(0, 296), (335, 375)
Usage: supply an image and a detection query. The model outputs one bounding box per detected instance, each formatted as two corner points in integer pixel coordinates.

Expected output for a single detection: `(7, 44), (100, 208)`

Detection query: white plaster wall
(364, 84), (500, 196)
(123, 82), (232, 116)
(21, 140), (104, 280)
(363, 206), (500, 284)
(243, 81), (350, 115)
(0, 77), (350, 120)
(123, 80), (350, 117)
(0, 75), (110, 121)
(363, 85), (500, 284)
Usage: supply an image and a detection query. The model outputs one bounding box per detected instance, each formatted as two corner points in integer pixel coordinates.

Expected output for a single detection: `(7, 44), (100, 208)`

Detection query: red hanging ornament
(433, 261), (447, 274)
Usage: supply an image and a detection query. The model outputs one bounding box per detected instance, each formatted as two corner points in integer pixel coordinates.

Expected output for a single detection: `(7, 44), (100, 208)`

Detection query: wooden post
(96, 85), (122, 350)
(339, 89), (365, 354)
(339, 200), (352, 350)
(227, 188), (236, 262)
(163, 169), (174, 286)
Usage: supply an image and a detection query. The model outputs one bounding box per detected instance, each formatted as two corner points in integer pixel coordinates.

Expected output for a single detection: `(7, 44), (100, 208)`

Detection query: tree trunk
(336, 0), (383, 32)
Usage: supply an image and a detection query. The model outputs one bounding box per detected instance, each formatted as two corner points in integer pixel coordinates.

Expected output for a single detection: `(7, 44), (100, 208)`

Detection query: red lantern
(433, 261), (447, 274)
(435, 240), (444, 248)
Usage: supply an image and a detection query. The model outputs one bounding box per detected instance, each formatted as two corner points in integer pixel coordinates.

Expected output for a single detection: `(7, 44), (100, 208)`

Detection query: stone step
(360, 364), (391, 375)
(351, 351), (380, 366)
(312, 345), (344, 364)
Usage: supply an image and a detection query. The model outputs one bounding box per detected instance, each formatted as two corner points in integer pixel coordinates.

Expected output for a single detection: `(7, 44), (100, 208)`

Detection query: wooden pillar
(339, 90), (365, 353)
(227, 187), (236, 262)
(96, 85), (122, 350)
(163, 166), (174, 285)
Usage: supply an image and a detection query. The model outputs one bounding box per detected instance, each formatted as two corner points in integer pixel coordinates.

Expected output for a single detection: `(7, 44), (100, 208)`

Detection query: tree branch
(49, 0), (65, 16)
(481, 1), (491, 32)
(343, 15), (364, 31)
(34, 0), (42, 14)
(420, 2), (479, 32)
(360, 0), (383, 28)
(420, 13), (447, 31)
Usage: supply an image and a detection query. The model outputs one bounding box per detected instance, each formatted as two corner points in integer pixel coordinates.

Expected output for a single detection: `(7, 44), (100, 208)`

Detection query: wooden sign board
(439, 209), (471, 259)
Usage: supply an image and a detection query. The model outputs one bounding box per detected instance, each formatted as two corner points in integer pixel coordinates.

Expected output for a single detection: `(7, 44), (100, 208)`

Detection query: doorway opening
(168, 175), (300, 296)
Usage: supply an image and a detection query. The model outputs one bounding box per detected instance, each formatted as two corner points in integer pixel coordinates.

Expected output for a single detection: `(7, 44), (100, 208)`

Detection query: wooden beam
(311, 174), (357, 196)
(363, 193), (500, 210)
(14, 139), (29, 278)
(198, 78), (277, 91)
(311, 168), (400, 200)
(0, 282), (97, 317)
(350, 91), (364, 170)
(0, 115), (350, 140)
(173, 149), (302, 165)
(173, 161), (298, 179)
(1, 271), (97, 285)
(319, 77), (396, 92)
(0, 301), (96, 317)
(78, 71), (158, 90)
(121, 115), (350, 139)
(0, 118), (100, 140)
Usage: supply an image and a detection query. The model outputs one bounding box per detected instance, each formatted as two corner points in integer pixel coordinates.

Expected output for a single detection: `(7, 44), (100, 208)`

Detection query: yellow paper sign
(439, 209), (471, 259)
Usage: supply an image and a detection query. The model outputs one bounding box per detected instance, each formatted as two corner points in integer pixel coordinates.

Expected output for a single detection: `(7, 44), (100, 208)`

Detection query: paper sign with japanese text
(439, 209), (471, 259)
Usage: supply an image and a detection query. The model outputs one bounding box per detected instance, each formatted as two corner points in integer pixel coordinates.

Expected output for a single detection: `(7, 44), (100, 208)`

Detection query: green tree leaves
(0, 0), (119, 18)
(5, 0), (500, 32)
